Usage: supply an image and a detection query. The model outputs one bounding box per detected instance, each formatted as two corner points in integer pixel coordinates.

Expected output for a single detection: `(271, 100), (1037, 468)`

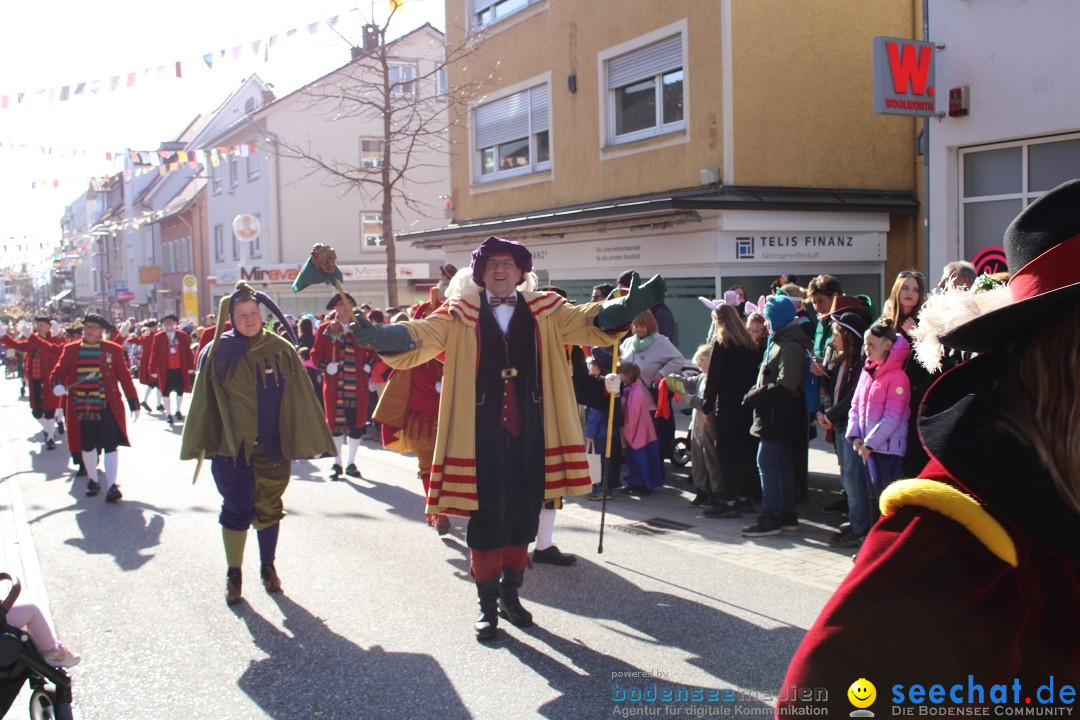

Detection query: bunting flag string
(0, 13), (342, 111)
(18, 142), (259, 190)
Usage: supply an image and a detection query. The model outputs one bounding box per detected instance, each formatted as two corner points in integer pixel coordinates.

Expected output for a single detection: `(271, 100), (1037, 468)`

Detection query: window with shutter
(473, 83), (551, 182)
(604, 33), (685, 145)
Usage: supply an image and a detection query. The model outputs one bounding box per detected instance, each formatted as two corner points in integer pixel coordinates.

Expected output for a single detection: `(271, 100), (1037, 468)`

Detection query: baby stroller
(0, 574), (73, 720)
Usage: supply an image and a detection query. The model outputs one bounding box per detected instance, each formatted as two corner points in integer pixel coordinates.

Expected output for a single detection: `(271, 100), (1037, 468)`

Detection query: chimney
(363, 24), (380, 52)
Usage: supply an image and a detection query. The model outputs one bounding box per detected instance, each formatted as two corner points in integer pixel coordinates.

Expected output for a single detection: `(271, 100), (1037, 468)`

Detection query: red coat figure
(148, 328), (194, 394)
(51, 339), (139, 453)
(1, 331), (64, 414)
(135, 330), (157, 387)
(311, 301), (377, 479)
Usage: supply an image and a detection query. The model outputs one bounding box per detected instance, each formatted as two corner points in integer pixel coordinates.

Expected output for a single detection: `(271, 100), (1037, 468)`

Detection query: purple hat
(470, 236), (533, 287)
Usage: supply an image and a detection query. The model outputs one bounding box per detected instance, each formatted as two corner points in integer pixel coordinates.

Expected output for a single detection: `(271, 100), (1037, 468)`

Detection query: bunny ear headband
(698, 290), (742, 312)
(742, 295), (767, 316)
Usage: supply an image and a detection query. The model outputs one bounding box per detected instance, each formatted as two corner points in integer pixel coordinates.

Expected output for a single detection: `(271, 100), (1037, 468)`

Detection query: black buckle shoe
(85, 480), (101, 497)
(345, 463), (362, 478)
(532, 545), (577, 566)
(105, 485), (122, 503)
(330, 464), (343, 481)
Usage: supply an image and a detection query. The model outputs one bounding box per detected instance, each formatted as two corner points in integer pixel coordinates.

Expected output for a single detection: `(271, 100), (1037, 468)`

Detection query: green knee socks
(222, 527), (247, 568)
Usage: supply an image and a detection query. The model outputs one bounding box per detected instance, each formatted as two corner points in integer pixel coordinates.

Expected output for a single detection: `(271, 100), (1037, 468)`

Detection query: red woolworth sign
(873, 36), (938, 117)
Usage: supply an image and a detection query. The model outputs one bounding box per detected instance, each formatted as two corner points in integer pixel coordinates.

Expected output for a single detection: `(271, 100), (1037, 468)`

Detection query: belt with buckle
(500, 367), (518, 380)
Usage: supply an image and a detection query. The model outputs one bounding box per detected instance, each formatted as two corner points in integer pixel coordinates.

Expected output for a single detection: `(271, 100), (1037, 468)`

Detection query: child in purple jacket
(846, 322), (911, 498)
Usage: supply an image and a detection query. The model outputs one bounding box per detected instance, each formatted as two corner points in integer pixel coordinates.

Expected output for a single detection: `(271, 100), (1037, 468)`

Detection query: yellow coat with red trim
(379, 289), (620, 516)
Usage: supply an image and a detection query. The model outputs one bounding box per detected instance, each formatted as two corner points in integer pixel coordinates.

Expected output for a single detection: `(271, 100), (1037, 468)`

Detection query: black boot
(226, 568), (243, 605)
(497, 570), (534, 628)
(474, 580), (500, 641)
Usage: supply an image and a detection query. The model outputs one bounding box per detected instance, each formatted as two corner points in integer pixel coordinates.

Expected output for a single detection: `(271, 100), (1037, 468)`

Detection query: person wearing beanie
(740, 294), (812, 537)
(49, 314), (139, 502)
(312, 293), (379, 480)
(180, 282), (334, 605)
(148, 313), (195, 425)
(0, 315), (65, 450)
(349, 235), (666, 641)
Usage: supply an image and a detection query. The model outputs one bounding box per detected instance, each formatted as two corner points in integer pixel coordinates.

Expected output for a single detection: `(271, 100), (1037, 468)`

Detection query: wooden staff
(597, 337), (621, 554)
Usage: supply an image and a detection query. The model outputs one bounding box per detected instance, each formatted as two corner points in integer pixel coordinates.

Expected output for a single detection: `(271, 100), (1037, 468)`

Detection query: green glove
(595, 272), (667, 330)
(349, 318), (416, 354)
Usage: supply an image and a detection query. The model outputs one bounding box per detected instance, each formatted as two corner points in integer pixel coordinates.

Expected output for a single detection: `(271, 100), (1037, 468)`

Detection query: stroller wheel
(30, 687), (72, 720)
(670, 438), (691, 467)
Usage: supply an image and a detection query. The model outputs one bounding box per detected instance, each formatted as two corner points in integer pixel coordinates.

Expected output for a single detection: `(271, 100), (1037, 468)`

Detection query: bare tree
(274, 12), (493, 307)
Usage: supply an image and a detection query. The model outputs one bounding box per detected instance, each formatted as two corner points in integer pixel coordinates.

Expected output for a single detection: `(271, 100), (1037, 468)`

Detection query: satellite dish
(232, 214), (261, 242)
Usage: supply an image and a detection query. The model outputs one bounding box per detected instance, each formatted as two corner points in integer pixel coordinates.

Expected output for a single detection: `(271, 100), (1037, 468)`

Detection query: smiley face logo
(847, 678), (876, 709)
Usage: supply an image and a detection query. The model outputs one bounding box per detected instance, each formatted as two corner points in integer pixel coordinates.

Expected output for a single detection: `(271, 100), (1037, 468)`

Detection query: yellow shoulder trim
(880, 479), (1018, 568)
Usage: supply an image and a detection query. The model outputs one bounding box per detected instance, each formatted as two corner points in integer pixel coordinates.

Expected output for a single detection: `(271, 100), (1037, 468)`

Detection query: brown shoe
(226, 568), (243, 605)
(261, 563), (282, 593)
(434, 515), (451, 535)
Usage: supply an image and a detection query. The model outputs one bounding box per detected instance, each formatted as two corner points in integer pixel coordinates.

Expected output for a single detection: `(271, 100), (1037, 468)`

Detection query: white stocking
(536, 507), (556, 551)
(103, 451), (118, 490)
(162, 395), (172, 416)
(346, 437), (360, 466)
(334, 434), (346, 466)
(42, 418), (56, 441)
(80, 451), (99, 482)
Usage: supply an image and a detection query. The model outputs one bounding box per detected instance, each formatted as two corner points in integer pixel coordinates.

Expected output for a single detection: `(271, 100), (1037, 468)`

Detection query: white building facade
(927, 0), (1080, 277)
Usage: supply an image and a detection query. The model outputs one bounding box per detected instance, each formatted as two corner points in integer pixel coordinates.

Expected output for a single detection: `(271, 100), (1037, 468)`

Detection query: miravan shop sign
(719, 232), (886, 263)
(216, 263), (430, 285)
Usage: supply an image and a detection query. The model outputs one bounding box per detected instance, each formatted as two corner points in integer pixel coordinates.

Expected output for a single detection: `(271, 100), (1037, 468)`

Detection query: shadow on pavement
(236, 593), (471, 720)
(62, 500), (167, 571)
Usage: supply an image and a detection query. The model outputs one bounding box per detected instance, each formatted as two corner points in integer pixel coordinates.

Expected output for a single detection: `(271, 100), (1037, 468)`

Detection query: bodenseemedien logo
(848, 678), (877, 717)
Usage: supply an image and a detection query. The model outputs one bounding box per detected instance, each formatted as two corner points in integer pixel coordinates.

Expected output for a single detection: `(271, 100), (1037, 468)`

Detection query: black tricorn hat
(326, 293), (356, 311)
(82, 313), (114, 333)
(940, 179), (1080, 352)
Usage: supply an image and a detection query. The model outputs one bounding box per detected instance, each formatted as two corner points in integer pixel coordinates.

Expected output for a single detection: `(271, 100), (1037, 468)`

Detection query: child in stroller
(0, 574), (75, 720)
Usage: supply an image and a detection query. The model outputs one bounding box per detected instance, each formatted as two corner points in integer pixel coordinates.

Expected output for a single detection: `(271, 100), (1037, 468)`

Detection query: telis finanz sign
(873, 36), (939, 117)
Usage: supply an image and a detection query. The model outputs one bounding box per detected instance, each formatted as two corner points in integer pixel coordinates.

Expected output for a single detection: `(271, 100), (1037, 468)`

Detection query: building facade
(407, 0), (921, 355)
(201, 25), (450, 316)
(926, 0), (1080, 280)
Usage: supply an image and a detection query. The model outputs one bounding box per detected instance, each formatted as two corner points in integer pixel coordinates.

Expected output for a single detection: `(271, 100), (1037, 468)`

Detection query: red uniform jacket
(148, 329), (194, 392)
(311, 320), (376, 430)
(49, 340), (139, 451)
(196, 321), (231, 360)
(779, 354), (1080, 716)
(135, 333), (156, 386)
(1, 333), (64, 412)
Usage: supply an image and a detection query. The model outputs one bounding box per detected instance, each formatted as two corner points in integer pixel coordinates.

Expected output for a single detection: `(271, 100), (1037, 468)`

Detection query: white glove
(604, 373), (621, 393)
(130, 409), (140, 422)
(0, 324), (6, 339)
(362, 364), (372, 374)
(17, 320), (31, 336)
(325, 361), (339, 376)
(53, 384), (67, 397)
(119, 319), (132, 337)
(51, 320), (61, 336)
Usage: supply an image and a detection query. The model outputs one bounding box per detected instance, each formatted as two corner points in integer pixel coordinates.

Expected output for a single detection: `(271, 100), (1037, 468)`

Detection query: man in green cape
(181, 282), (334, 605)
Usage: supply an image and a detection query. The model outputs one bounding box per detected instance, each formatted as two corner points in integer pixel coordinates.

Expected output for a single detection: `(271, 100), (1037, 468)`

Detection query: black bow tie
(490, 295), (517, 306)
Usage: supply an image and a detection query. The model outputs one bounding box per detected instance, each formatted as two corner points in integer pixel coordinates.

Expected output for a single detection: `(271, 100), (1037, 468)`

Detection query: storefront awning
(400, 185), (919, 249)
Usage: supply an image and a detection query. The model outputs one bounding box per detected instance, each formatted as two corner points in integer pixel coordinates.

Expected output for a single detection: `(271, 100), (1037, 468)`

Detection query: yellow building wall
(731, 0), (917, 190)
(445, 1), (723, 223)
(445, 0), (919, 222)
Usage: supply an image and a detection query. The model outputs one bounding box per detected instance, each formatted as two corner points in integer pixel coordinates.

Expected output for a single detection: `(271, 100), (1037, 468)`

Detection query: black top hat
(161, 313), (179, 322)
(940, 179), (1080, 352)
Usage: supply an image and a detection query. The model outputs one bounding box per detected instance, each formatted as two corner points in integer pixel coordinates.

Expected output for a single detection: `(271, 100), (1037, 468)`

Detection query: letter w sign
(873, 36), (939, 117)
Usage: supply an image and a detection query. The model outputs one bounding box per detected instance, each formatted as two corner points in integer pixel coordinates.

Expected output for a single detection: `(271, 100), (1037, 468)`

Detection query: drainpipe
(922, 0), (931, 276)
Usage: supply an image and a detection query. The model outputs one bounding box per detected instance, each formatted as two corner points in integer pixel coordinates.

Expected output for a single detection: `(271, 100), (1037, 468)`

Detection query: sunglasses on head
(897, 270), (925, 281)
